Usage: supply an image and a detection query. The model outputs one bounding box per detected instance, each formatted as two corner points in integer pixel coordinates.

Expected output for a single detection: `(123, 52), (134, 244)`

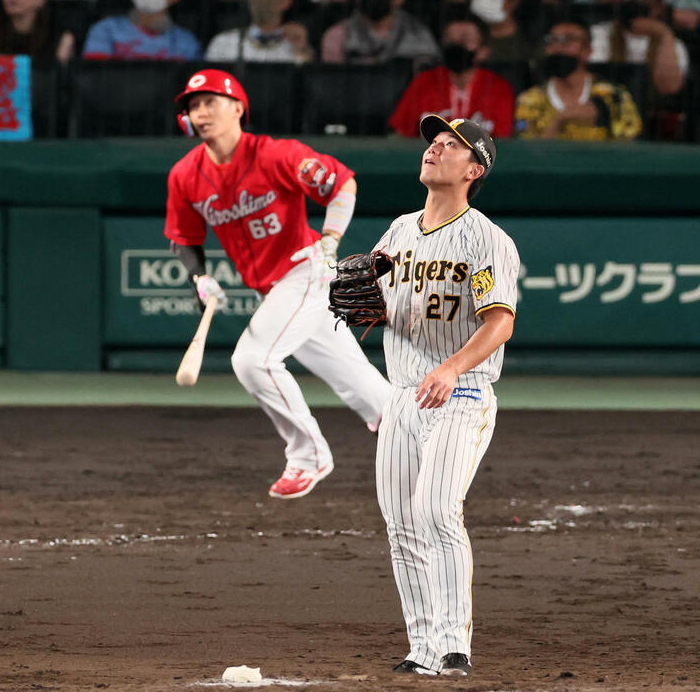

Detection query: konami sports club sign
(120, 249), (260, 317)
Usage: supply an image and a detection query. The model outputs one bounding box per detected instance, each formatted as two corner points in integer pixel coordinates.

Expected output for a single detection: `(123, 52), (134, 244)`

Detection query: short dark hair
(466, 149), (486, 201)
(468, 176), (486, 201)
(441, 9), (490, 47)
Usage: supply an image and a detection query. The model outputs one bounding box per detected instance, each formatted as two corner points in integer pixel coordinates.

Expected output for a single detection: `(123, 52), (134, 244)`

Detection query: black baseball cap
(420, 115), (497, 178)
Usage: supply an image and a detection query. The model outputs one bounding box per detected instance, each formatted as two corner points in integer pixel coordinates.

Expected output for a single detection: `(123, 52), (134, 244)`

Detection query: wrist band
(321, 189), (356, 237)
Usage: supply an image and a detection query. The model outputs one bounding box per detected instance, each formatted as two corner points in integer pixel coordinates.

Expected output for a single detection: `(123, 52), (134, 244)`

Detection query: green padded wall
(2, 139), (699, 374)
(7, 207), (101, 370)
(0, 208), (5, 359)
(101, 213), (700, 357)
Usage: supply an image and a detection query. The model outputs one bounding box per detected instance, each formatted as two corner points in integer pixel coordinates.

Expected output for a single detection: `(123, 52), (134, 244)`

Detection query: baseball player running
(165, 69), (390, 499)
(373, 116), (519, 675)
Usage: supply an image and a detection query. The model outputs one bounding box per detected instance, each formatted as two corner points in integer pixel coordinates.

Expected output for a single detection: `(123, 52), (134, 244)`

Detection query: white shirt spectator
(590, 21), (689, 77)
(205, 25), (308, 63)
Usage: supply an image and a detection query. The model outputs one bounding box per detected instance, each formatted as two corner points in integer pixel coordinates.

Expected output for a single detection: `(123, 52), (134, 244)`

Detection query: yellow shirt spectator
(515, 77), (643, 140)
(516, 20), (643, 141)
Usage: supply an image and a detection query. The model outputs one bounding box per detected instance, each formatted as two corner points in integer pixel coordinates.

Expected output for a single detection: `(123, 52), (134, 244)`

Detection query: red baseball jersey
(165, 132), (354, 294)
(389, 66), (514, 138)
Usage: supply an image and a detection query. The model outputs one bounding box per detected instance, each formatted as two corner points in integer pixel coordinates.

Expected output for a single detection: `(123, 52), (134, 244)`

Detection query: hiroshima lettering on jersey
(164, 133), (354, 294)
(192, 190), (278, 227)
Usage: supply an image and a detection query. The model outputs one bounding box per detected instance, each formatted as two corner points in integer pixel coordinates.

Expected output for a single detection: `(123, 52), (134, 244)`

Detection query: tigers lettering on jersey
(298, 158), (336, 197)
(375, 208), (519, 390)
(192, 190), (278, 226)
(387, 249), (469, 294)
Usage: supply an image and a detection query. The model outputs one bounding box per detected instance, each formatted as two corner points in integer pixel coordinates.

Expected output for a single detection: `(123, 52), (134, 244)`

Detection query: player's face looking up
(420, 132), (484, 191)
(187, 93), (244, 140)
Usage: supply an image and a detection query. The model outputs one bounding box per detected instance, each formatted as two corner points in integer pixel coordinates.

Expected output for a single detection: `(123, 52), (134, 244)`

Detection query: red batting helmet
(175, 69), (250, 129)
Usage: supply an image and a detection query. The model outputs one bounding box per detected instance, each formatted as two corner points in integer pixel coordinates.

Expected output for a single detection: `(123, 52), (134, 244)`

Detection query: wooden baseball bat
(175, 296), (218, 387)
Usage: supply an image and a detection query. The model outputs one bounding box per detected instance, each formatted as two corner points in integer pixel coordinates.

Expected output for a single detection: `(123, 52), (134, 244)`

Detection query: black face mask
(443, 44), (477, 73)
(359, 0), (393, 22)
(542, 53), (579, 79)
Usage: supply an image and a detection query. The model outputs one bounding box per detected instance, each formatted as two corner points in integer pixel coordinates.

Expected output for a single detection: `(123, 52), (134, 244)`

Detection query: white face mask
(470, 0), (507, 25)
(133, 0), (168, 13)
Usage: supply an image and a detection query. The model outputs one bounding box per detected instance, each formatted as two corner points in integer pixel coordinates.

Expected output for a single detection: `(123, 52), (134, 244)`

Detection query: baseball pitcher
(333, 116), (520, 675)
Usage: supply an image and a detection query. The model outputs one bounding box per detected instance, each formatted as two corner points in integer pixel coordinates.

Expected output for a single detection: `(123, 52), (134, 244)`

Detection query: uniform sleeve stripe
(475, 303), (516, 317)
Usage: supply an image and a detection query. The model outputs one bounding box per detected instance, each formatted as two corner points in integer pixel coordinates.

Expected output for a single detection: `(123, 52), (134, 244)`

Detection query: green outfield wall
(0, 208), (5, 366)
(1, 138), (699, 374)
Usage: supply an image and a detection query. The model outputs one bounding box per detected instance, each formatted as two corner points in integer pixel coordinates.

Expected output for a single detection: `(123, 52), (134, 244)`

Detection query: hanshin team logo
(471, 266), (494, 299)
(298, 158), (336, 196)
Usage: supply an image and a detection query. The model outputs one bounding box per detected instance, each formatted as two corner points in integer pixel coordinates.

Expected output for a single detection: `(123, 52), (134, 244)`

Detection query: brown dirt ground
(1, 407), (699, 692)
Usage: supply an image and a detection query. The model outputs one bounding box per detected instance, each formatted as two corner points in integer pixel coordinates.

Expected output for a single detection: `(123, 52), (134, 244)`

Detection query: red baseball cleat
(268, 463), (334, 499)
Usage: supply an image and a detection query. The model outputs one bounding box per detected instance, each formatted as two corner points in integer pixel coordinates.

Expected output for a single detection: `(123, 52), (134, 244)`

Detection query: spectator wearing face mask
(470, 0), (533, 62)
(389, 13), (514, 137)
(82, 0), (201, 60)
(205, 0), (313, 64)
(0, 0), (74, 63)
(321, 0), (440, 67)
(588, 0), (688, 96)
(514, 20), (642, 139)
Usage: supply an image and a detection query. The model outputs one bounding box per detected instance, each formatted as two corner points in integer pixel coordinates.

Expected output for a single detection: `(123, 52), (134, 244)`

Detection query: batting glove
(291, 234), (339, 289)
(194, 274), (228, 310)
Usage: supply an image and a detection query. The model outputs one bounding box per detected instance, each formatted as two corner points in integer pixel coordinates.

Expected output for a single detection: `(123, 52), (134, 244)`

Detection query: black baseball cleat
(393, 660), (438, 676)
(440, 653), (473, 676)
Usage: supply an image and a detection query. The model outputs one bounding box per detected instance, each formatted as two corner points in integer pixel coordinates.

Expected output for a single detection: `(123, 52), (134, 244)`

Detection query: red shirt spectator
(389, 13), (514, 138)
(390, 66), (514, 138)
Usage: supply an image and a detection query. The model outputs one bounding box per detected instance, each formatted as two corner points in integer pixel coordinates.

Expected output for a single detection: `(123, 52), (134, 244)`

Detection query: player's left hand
(194, 274), (228, 311)
(291, 234), (339, 288)
(415, 362), (459, 409)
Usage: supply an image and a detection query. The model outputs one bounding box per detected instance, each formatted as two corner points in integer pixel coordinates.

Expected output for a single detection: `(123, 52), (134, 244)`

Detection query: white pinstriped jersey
(374, 206), (519, 389)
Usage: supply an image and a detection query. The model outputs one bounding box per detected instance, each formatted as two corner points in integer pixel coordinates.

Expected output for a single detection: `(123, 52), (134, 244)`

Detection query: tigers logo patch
(471, 266), (494, 299)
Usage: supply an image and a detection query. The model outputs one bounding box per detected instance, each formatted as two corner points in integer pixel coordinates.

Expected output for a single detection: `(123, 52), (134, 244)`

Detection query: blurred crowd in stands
(1, 0), (698, 141)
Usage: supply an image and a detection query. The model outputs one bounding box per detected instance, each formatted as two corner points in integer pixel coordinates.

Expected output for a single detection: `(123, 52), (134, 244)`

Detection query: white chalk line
(0, 532), (219, 549)
(0, 504), (676, 555)
(0, 528), (376, 553)
(190, 678), (328, 688)
(504, 503), (671, 533)
(252, 529), (376, 539)
(190, 680), (520, 690)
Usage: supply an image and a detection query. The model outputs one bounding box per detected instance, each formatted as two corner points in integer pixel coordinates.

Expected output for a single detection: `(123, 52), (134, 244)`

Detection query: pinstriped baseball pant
(376, 384), (497, 672)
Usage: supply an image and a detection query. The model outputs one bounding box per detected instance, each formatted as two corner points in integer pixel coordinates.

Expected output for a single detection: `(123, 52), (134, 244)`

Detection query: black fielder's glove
(328, 250), (394, 338)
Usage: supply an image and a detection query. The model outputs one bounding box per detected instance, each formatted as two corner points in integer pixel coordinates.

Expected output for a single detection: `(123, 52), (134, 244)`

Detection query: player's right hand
(291, 235), (339, 288)
(194, 274), (228, 310)
(415, 362), (458, 409)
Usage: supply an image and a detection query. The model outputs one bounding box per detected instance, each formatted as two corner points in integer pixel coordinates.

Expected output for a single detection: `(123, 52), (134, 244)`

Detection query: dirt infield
(1, 407), (699, 692)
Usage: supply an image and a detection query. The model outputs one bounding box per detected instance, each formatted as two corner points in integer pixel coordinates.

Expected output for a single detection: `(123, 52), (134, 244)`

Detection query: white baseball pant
(232, 261), (390, 471)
